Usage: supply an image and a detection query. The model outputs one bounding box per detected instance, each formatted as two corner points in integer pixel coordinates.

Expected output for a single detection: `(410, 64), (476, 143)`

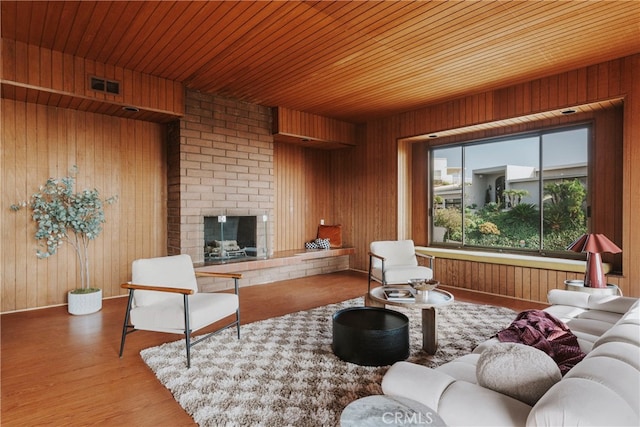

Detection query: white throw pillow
(476, 342), (561, 406)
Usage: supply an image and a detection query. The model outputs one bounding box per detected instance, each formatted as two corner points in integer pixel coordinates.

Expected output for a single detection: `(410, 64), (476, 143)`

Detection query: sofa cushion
(439, 381), (531, 426)
(382, 361), (531, 426)
(527, 354), (640, 426)
(436, 353), (481, 384)
(542, 294), (634, 353)
(382, 361), (456, 410)
(593, 301), (640, 348)
(587, 295), (639, 313)
(476, 343), (561, 406)
(567, 355), (640, 407)
(547, 288), (590, 308)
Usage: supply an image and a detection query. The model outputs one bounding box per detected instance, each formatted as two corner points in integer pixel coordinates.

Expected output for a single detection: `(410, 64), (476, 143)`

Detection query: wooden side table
(366, 286), (454, 354)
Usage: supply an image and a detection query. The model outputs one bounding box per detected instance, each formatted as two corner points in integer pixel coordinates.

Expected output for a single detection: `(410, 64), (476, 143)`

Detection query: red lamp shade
(567, 234), (621, 288)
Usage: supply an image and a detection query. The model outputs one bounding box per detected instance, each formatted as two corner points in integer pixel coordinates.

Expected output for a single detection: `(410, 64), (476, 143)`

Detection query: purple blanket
(496, 309), (586, 375)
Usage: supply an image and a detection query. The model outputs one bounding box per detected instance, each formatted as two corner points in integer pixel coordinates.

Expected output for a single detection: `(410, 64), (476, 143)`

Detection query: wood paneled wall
(434, 258), (625, 301)
(337, 54), (639, 300)
(1, 38), (183, 120)
(1, 98), (167, 312)
(274, 142), (334, 251)
(2, 49), (638, 310)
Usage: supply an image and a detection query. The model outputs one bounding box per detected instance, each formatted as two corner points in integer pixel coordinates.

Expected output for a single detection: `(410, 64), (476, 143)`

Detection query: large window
(431, 125), (589, 255)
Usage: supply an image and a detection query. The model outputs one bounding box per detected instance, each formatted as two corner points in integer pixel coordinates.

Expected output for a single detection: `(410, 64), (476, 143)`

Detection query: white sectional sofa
(382, 289), (640, 426)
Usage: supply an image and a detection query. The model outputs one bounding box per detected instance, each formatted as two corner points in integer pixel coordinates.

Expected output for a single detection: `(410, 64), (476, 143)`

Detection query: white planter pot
(68, 289), (102, 315)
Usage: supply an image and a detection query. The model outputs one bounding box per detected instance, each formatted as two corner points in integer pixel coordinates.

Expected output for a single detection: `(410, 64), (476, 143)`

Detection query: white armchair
(368, 240), (434, 290)
(119, 254), (241, 368)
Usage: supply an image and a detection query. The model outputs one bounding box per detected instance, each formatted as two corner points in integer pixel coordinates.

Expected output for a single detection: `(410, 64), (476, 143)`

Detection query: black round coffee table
(332, 307), (409, 366)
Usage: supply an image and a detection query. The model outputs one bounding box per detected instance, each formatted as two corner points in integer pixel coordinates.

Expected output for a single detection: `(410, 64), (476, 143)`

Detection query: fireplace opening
(204, 216), (265, 263)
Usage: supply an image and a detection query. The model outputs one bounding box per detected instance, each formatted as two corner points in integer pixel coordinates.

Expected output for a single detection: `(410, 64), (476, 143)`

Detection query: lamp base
(584, 252), (606, 288)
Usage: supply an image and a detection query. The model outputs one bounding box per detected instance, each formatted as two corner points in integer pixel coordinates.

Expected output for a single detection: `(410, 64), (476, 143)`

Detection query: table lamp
(567, 233), (621, 288)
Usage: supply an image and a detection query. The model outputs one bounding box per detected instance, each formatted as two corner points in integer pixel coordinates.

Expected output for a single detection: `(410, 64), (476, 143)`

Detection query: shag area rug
(141, 297), (516, 427)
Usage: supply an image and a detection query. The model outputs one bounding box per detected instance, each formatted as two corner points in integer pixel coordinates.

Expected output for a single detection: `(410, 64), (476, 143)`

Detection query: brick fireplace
(166, 90), (353, 289)
(167, 90), (274, 265)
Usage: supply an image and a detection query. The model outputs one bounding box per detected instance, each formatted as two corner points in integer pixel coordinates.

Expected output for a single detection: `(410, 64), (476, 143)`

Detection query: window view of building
(431, 126), (589, 254)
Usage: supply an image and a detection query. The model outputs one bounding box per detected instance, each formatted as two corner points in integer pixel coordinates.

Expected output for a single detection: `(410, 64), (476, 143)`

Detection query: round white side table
(564, 280), (621, 296)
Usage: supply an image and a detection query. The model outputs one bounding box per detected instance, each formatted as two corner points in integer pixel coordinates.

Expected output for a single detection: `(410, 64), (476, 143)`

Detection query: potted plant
(11, 166), (117, 315)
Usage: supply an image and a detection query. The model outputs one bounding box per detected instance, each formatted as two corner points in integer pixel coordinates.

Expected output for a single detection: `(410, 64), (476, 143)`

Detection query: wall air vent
(90, 76), (120, 95)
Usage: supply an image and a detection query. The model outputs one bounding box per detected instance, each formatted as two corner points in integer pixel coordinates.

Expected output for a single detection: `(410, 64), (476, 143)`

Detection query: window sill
(416, 246), (611, 274)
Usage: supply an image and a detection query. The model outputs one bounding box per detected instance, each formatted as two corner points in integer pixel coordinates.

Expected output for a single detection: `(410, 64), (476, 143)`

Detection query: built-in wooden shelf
(272, 106), (357, 149)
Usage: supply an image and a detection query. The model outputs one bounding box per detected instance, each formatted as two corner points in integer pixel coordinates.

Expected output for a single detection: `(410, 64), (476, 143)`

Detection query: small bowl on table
(408, 279), (439, 302)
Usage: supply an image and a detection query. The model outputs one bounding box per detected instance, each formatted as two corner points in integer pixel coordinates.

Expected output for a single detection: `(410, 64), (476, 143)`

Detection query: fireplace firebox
(204, 215), (267, 263)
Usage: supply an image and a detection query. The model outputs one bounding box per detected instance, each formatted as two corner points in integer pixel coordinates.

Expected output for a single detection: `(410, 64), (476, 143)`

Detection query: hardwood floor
(1, 270), (547, 426)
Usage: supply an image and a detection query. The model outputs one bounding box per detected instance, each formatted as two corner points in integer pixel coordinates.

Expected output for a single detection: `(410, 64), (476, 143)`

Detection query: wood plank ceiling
(1, 1), (639, 123)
